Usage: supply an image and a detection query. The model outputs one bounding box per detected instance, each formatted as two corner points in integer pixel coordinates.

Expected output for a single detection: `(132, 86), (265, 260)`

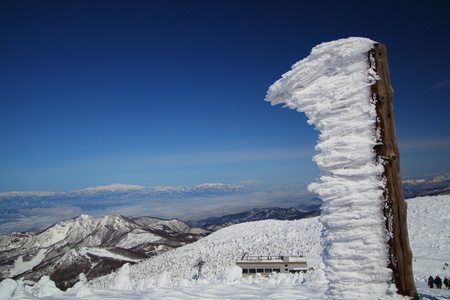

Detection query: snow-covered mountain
(87, 215), (325, 292)
(1, 195), (447, 299)
(0, 183), (247, 215)
(0, 214), (210, 290)
(0, 183), (246, 200)
(0, 204), (321, 290)
(403, 173), (450, 198)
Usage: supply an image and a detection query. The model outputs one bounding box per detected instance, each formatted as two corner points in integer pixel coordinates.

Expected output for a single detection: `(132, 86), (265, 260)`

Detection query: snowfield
(87, 217), (325, 291)
(407, 196), (450, 300)
(0, 195), (449, 299)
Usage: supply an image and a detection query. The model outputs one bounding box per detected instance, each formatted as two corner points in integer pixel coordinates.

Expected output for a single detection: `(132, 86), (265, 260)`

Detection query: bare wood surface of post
(370, 43), (418, 299)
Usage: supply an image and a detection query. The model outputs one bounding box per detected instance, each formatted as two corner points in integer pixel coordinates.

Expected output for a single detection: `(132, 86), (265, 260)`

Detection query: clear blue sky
(1, 0), (449, 192)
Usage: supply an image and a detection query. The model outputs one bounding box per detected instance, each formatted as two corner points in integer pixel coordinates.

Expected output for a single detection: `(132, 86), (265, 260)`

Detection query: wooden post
(370, 43), (419, 299)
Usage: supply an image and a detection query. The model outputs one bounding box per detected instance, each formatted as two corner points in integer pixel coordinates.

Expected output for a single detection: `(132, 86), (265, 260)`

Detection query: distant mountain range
(1, 176), (448, 233)
(402, 173), (450, 198)
(0, 183), (247, 203)
(2, 174), (448, 204)
(188, 206), (320, 229)
(0, 183), (250, 232)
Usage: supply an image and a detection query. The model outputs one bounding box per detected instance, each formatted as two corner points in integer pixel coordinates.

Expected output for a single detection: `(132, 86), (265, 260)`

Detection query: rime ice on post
(265, 37), (417, 299)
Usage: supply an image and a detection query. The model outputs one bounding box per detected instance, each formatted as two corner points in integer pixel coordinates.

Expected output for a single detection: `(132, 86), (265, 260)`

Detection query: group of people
(428, 275), (449, 289)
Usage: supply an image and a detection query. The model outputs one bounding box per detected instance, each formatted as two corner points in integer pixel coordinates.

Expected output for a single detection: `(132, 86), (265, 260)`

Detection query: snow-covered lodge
(236, 253), (308, 276)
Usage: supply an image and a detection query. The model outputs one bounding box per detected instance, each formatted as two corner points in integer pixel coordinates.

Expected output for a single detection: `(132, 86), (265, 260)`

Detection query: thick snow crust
(265, 37), (395, 298)
(1, 195), (449, 299)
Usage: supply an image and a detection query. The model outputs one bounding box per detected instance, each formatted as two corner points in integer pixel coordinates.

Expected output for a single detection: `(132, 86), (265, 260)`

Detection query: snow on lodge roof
(236, 253), (309, 276)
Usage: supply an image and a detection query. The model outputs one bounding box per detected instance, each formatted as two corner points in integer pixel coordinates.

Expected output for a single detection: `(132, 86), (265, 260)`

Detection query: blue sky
(1, 0), (449, 193)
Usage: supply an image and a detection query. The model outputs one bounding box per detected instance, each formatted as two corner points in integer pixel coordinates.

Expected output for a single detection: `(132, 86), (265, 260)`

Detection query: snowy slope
(407, 196), (450, 300)
(1, 195), (448, 299)
(87, 217), (325, 291)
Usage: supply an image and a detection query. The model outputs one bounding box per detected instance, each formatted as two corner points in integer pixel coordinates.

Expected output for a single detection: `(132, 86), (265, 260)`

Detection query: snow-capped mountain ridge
(0, 214), (210, 290)
(187, 206), (320, 228)
(0, 191), (58, 198)
(0, 183), (247, 210)
(2, 176), (447, 199)
(0, 183), (245, 198)
(78, 183), (146, 193)
(403, 173), (450, 198)
(0, 183), (250, 234)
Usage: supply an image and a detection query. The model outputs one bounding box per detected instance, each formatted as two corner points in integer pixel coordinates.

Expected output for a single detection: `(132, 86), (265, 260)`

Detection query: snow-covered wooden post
(265, 37), (418, 299)
(370, 43), (418, 299)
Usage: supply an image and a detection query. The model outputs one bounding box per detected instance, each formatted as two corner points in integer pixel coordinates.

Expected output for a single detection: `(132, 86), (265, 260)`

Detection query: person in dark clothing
(435, 276), (442, 289)
(428, 276), (434, 288)
(444, 277), (449, 289)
